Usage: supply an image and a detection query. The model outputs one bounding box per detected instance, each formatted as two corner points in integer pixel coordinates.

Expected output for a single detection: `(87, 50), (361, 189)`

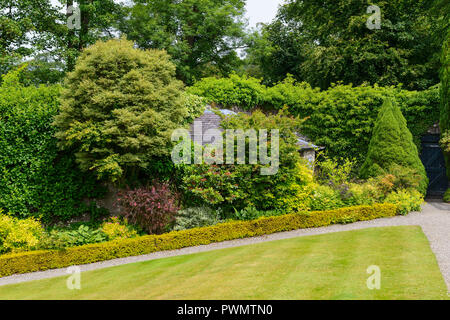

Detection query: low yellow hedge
(0, 204), (397, 277)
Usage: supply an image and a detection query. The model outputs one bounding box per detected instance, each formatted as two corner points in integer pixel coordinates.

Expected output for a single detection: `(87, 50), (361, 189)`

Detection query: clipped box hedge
(0, 204), (397, 277)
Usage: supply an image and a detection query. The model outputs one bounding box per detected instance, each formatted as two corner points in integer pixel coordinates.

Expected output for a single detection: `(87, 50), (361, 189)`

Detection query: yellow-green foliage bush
(0, 212), (44, 254)
(444, 189), (450, 203)
(53, 38), (188, 182)
(309, 185), (345, 211)
(384, 189), (424, 215)
(100, 217), (138, 241)
(0, 204), (397, 277)
(346, 182), (381, 206)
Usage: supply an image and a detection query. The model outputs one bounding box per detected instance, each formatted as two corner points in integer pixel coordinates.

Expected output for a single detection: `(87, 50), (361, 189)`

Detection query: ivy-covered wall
(189, 75), (441, 166)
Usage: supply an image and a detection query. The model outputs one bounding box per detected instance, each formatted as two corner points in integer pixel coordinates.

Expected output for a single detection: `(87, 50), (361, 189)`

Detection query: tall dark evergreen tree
(440, 30), (449, 179)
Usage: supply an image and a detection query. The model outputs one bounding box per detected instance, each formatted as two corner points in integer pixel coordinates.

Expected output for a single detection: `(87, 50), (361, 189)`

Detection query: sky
(245, 0), (285, 29)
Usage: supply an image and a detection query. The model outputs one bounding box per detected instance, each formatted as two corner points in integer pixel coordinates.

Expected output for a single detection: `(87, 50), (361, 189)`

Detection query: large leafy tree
(62, 0), (126, 71)
(246, 0), (445, 90)
(121, 0), (247, 84)
(0, 1), (125, 82)
(53, 39), (188, 183)
(0, 0), (61, 74)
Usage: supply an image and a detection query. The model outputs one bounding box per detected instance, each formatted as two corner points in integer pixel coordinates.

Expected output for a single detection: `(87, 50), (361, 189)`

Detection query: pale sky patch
(244, 0), (285, 29)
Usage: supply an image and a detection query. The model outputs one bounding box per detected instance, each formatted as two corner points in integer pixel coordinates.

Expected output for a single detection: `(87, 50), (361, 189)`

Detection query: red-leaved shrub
(115, 182), (180, 235)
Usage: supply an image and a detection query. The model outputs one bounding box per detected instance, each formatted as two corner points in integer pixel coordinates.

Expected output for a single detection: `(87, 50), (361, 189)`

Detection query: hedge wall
(0, 68), (103, 222)
(188, 75), (440, 165)
(0, 204), (397, 277)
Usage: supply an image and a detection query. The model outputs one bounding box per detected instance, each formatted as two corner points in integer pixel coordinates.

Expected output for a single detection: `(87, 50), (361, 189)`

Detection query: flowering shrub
(116, 182), (181, 235)
(101, 217), (138, 241)
(0, 212), (44, 254)
(384, 189), (424, 215)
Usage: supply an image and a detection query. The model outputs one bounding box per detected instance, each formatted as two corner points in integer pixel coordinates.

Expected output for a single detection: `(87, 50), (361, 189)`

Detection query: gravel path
(0, 201), (449, 289)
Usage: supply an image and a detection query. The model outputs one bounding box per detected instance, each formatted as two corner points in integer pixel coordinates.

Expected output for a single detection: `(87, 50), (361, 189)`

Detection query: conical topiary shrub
(360, 98), (428, 194)
(440, 30), (449, 179)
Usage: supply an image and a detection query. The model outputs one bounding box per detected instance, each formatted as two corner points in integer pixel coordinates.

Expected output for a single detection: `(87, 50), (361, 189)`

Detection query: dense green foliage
(181, 109), (313, 214)
(181, 93), (207, 125)
(444, 189), (450, 203)
(360, 99), (428, 194)
(53, 39), (189, 183)
(0, 0), (60, 75)
(187, 74), (266, 110)
(441, 31), (450, 179)
(122, 0), (247, 84)
(0, 1), (125, 79)
(40, 225), (107, 250)
(246, 0), (445, 90)
(189, 75), (440, 164)
(0, 66), (102, 222)
(63, 0), (126, 71)
(384, 189), (424, 215)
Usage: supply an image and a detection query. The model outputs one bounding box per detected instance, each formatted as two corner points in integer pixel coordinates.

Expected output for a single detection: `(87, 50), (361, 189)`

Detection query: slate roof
(295, 133), (324, 151)
(190, 108), (323, 151)
(189, 108), (237, 145)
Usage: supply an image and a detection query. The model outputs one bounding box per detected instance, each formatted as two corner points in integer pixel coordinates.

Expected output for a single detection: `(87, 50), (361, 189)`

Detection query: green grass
(0, 226), (448, 300)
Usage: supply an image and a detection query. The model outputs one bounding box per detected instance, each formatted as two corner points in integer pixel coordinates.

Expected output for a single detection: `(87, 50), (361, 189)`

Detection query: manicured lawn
(0, 226), (448, 300)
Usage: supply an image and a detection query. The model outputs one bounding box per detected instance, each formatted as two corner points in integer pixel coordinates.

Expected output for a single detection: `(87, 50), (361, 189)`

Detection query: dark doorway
(420, 134), (448, 197)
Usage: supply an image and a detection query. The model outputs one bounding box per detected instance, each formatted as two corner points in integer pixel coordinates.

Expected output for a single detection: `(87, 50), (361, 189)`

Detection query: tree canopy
(121, 0), (247, 84)
(246, 0), (446, 90)
(0, 0), (125, 82)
